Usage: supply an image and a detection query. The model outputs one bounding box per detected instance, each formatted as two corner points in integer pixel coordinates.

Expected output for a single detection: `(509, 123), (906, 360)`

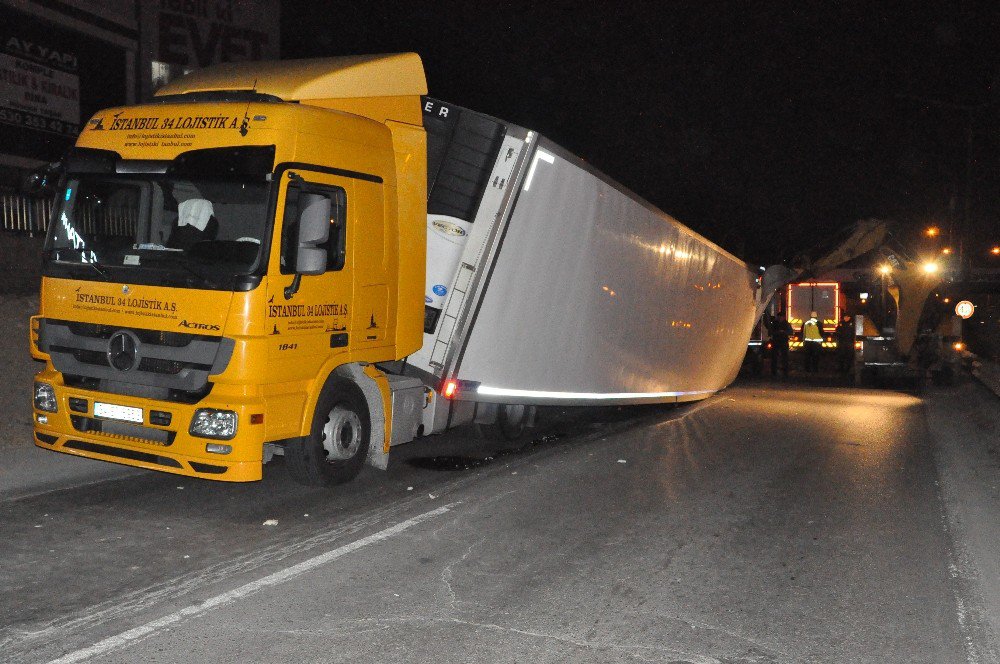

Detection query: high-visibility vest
(803, 318), (822, 342)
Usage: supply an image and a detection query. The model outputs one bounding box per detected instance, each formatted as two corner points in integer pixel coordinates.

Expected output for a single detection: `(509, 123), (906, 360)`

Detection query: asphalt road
(1, 376), (997, 664)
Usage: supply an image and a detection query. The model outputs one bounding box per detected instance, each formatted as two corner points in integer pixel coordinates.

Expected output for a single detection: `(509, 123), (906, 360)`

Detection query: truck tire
(286, 379), (370, 487)
(478, 403), (531, 442)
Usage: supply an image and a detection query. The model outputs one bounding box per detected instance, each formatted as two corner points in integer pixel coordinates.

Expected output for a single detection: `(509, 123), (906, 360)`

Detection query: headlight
(189, 409), (237, 440)
(34, 382), (57, 413)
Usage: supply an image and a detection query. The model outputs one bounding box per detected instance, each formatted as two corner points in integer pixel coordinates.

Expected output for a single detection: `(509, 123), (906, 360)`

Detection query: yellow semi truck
(30, 54), (764, 485)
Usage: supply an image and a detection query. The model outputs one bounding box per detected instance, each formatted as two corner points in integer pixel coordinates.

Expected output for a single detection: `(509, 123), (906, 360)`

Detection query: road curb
(970, 357), (1000, 399)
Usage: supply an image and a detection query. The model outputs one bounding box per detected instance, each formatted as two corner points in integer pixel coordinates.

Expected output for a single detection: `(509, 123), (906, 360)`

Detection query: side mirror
(21, 162), (61, 196)
(293, 192), (330, 275)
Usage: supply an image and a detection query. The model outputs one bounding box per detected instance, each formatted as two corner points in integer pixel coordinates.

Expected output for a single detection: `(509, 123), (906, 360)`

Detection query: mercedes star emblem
(107, 331), (139, 372)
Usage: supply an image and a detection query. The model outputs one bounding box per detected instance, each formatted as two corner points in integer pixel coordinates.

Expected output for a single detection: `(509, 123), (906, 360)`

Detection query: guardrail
(2, 192), (137, 237)
(1, 193), (53, 234)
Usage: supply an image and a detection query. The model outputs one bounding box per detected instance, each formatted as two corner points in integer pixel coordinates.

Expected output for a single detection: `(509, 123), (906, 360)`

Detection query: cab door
(265, 169), (354, 386)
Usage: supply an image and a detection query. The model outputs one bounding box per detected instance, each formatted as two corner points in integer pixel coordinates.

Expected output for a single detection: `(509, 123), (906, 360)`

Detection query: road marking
(47, 503), (458, 664)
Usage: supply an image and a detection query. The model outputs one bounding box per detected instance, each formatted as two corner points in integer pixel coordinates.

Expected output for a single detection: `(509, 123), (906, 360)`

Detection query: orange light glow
(953, 341), (965, 352)
(992, 247), (1000, 256)
(879, 264), (891, 276)
(925, 226), (940, 238)
(942, 247), (952, 255)
(443, 380), (458, 399)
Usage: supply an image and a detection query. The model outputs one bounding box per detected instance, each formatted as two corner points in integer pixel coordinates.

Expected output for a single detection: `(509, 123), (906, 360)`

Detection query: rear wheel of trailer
(477, 403), (533, 442)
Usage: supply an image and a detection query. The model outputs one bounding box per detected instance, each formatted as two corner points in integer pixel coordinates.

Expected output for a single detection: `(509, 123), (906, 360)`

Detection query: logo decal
(178, 320), (221, 331)
(432, 285), (447, 297)
(431, 220), (467, 237)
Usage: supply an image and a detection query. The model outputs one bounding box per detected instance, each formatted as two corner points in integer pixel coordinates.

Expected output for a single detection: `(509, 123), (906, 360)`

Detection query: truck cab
(31, 55), (428, 483)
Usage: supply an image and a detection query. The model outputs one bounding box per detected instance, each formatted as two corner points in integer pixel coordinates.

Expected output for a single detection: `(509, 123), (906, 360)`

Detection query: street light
(991, 246), (1000, 256)
(922, 261), (940, 274)
(879, 264), (892, 275)
(942, 247), (953, 255)
(925, 226), (940, 238)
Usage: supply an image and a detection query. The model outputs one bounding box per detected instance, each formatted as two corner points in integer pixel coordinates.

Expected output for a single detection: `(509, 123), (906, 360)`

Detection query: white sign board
(0, 52), (80, 136)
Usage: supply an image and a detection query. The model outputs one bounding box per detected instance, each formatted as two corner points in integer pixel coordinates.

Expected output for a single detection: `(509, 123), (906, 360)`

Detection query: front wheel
(286, 380), (370, 487)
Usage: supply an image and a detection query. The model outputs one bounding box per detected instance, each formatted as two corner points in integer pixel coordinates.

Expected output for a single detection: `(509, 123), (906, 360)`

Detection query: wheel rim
(321, 405), (363, 462)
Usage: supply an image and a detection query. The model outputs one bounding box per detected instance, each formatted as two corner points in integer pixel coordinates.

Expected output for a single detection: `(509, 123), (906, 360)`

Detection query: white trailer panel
(450, 139), (761, 406)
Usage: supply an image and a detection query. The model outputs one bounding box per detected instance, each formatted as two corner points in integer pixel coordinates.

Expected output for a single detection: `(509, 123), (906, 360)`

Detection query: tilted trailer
(392, 96), (765, 439)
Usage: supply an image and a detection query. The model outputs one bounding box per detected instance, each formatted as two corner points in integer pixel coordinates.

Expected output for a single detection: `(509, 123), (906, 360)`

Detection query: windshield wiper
(77, 260), (108, 279)
(51, 250), (110, 279)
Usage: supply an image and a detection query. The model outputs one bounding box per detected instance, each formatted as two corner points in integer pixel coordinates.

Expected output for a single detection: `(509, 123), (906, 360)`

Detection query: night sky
(281, 1), (1000, 266)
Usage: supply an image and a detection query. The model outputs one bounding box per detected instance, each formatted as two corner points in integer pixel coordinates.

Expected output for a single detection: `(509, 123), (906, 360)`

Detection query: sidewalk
(971, 356), (1000, 399)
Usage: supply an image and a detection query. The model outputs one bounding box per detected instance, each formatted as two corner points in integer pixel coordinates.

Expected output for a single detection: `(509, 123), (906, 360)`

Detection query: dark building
(0, 0), (279, 291)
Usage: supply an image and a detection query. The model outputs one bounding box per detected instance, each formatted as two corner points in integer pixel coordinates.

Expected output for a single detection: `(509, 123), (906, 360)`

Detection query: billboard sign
(0, 9), (128, 164)
(0, 42), (80, 139)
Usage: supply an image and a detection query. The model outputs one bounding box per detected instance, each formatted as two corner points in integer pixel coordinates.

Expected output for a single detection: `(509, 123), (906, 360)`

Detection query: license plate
(94, 402), (143, 424)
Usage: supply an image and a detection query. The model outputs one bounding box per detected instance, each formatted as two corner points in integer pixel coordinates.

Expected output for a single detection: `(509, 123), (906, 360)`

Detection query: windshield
(43, 174), (270, 289)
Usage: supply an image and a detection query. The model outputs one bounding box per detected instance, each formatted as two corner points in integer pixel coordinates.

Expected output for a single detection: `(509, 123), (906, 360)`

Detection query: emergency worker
(801, 310), (823, 373)
(764, 311), (793, 376)
(834, 314), (856, 376)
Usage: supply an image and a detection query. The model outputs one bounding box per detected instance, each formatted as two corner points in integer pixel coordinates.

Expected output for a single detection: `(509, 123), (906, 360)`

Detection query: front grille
(71, 415), (175, 445)
(64, 347), (108, 368)
(138, 356), (189, 375)
(39, 319), (234, 393)
(56, 347), (211, 376)
(189, 462), (227, 475)
(65, 322), (114, 339)
(63, 374), (213, 404)
(67, 322), (194, 347)
(63, 440), (182, 469)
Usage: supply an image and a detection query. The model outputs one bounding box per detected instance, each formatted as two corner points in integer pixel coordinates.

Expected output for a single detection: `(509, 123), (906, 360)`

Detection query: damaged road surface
(1, 380), (997, 664)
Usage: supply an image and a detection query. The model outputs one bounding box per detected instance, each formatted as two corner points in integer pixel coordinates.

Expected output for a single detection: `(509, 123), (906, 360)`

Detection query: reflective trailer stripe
(477, 385), (715, 400)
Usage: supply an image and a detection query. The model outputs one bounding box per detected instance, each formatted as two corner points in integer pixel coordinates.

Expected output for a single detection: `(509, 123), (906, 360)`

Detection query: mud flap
(332, 363), (389, 470)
